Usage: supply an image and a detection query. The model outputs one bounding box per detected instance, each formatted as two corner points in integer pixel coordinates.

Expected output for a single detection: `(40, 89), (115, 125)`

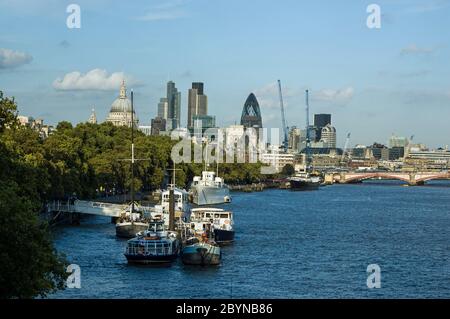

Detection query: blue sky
(1, 0), (449, 148)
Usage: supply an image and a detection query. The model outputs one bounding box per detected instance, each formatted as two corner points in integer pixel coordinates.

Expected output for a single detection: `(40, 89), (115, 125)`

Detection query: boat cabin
(192, 171), (225, 187)
(190, 208), (233, 231)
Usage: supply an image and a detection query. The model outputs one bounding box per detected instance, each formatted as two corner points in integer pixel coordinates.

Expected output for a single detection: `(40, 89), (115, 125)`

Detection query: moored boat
(115, 204), (150, 238)
(288, 173), (321, 191)
(190, 208), (235, 245)
(124, 220), (179, 264)
(190, 171), (231, 206)
(181, 236), (221, 266)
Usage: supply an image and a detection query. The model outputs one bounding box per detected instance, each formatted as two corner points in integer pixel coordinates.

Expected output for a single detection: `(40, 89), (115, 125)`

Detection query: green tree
(0, 93), (68, 298)
(281, 164), (296, 176)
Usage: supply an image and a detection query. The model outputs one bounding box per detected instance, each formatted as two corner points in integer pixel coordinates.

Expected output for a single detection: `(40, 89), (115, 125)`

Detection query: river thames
(50, 181), (450, 298)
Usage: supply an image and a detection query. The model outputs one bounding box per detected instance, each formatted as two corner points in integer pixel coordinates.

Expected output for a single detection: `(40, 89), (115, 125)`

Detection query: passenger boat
(124, 220), (180, 264)
(190, 208), (235, 245)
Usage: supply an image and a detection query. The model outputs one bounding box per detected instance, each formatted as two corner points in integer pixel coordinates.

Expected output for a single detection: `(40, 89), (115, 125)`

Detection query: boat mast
(305, 89), (311, 172)
(131, 89), (135, 214)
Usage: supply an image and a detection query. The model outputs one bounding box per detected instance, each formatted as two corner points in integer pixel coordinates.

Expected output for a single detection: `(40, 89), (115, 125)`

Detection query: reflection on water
(51, 181), (450, 298)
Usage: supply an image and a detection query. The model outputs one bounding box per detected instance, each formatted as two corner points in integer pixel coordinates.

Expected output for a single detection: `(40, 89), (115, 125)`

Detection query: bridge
(47, 200), (152, 218)
(324, 171), (450, 186)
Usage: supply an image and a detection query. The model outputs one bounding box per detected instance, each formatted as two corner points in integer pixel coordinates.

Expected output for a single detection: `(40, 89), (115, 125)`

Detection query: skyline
(1, 0), (450, 148)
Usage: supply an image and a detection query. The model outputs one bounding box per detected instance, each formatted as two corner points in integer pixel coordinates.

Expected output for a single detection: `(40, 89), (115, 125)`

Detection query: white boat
(190, 171), (231, 206)
(152, 187), (191, 228)
(190, 208), (234, 244)
(124, 220), (180, 264)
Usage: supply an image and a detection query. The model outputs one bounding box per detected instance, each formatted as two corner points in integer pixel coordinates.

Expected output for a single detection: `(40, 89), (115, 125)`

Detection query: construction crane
(277, 80), (289, 152)
(341, 132), (351, 166)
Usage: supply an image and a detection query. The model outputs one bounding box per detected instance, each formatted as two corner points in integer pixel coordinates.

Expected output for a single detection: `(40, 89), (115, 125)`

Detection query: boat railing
(126, 241), (173, 256)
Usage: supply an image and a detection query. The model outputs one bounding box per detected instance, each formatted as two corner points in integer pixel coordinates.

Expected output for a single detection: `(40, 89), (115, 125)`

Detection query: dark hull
(124, 253), (178, 264)
(289, 180), (320, 191)
(116, 223), (148, 239)
(181, 245), (221, 266)
(181, 253), (221, 266)
(213, 229), (235, 245)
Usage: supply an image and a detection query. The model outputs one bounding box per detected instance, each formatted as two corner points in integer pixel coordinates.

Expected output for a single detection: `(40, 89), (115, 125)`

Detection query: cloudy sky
(1, 0), (449, 147)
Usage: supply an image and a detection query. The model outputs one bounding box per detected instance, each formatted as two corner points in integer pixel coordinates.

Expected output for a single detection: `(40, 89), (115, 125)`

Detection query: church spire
(119, 80), (126, 98)
(88, 107), (97, 124)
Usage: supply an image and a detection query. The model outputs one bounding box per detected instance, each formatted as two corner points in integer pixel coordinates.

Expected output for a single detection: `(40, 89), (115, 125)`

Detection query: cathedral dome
(110, 81), (132, 113)
(106, 80), (139, 127)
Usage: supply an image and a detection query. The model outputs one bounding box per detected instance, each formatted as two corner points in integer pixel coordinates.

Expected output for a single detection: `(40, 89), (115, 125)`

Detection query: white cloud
(53, 69), (139, 91)
(254, 82), (302, 109)
(0, 48), (32, 69)
(312, 87), (354, 104)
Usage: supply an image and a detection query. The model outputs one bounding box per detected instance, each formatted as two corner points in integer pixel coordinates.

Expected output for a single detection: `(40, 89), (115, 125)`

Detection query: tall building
(157, 98), (169, 120)
(151, 117), (166, 136)
(320, 124), (337, 148)
(166, 81), (181, 130)
(389, 134), (409, 148)
(106, 81), (138, 127)
(188, 82), (208, 129)
(240, 93), (262, 129)
(314, 114), (331, 141)
(288, 127), (301, 153)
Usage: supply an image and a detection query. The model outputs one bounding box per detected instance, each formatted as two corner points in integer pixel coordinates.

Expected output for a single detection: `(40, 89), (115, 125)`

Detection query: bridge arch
(343, 172), (410, 184)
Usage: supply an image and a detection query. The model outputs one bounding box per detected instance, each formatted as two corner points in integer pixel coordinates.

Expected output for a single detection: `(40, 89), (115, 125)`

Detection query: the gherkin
(240, 93), (262, 128)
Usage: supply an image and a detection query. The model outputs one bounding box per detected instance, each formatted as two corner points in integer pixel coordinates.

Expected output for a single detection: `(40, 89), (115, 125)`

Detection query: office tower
(192, 82), (204, 95)
(240, 93), (262, 128)
(187, 82), (208, 129)
(314, 114), (331, 141)
(320, 124), (337, 148)
(166, 81), (181, 130)
(151, 117), (167, 136)
(158, 98), (169, 120)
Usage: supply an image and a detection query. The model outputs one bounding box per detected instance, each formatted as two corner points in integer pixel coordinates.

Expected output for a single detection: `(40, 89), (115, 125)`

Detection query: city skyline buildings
(188, 82), (208, 130)
(166, 81), (181, 130)
(2, 1), (449, 148)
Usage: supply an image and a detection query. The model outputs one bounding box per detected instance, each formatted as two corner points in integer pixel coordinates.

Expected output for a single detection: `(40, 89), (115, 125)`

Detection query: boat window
(220, 214), (229, 218)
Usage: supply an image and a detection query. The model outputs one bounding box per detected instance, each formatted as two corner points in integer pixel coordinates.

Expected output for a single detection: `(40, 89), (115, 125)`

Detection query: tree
(0, 91), (18, 133)
(0, 93), (68, 298)
(281, 164), (295, 176)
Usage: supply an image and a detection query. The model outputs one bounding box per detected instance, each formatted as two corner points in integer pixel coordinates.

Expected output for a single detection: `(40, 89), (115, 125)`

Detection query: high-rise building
(314, 114), (331, 141)
(288, 127), (301, 153)
(166, 81), (181, 130)
(389, 134), (409, 148)
(320, 124), (337, 148)
(151, 117), (167, 136)
(240, 93), (262, 129)
(188, 82), (208, 130)
(157, 98), (169, 120)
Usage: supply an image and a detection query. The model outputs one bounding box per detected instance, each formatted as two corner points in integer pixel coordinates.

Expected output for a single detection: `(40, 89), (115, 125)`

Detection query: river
(50, 181), (450, 298)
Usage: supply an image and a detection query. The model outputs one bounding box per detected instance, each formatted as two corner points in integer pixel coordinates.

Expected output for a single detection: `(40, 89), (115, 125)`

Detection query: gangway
(47, 200), (154, 218)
